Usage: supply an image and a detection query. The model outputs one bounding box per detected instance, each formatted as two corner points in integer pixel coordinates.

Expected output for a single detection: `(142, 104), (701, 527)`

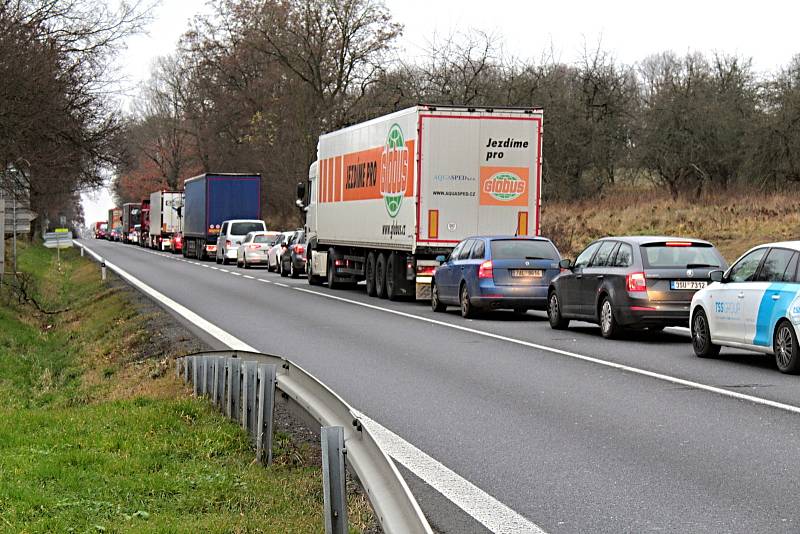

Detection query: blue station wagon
(431, 236), (562, 318)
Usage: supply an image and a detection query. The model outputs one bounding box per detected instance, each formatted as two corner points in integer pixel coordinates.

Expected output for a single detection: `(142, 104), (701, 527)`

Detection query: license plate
(670, 280), (707, 290)
(511, 269), (543, 278)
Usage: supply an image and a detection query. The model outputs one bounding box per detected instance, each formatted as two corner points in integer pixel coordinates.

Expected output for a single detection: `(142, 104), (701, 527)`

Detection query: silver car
(237, 231), (279, 268)
(268, 231), (294, 272)
(216, 219), (266, 265)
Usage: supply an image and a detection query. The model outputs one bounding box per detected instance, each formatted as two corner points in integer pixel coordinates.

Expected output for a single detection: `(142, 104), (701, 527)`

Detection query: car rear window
(641, 243), (723, 269)
(253, 235), (272, 243)
(231, 222), (264, 235)
(490, 239), (558, 260)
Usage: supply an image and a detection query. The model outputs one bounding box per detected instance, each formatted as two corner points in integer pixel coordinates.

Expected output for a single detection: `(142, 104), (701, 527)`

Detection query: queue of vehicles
(91, 105), (800, 374)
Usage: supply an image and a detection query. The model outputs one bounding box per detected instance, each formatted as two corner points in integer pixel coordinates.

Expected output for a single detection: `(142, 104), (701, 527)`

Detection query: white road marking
(210, 266), (219, 270)
(219, 269), (229, 273)
(258, 279), (271, 284)
(201, 265), (209, 268)
(231, 272), (242, 276)
(75, 242), (255, 352)
(274, 282), (288, 287)
(357, 412), (546, 534)
(243, 275), (254, 279)
(292, 286), (800, 416)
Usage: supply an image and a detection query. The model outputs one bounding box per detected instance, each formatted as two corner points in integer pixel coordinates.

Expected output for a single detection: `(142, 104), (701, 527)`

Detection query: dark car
(431, 236), (561, 318)
(280, 230), (307, 278)
(547, 236), (728, 338)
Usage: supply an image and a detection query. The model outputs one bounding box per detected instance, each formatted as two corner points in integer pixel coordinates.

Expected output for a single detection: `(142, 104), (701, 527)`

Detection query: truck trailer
(148, 190), (184, 250)
(121, 203), (141, 244)
(107, 207), (121, 241)
(297, 105), (543, 300)
(182, 173), (262, 260)
(139, 198), (151, 247)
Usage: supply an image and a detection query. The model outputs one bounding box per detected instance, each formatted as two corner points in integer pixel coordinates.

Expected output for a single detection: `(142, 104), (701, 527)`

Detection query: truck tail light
(626, 272), (647, 292)
(478, 260), (494, 279)
(226, 240), (232, 247)
(416, 265), (435, 276)
(294, 245), (305, 255)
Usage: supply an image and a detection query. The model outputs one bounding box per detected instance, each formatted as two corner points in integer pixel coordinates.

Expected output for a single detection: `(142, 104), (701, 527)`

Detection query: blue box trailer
(182, 173), (262, 259)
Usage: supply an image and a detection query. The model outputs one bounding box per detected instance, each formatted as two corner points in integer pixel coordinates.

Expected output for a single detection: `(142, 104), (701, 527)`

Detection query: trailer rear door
(417, 110), (542, 246)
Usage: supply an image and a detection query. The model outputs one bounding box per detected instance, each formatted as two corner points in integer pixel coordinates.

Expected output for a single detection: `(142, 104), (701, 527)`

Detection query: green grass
(0, 243), (373, 533)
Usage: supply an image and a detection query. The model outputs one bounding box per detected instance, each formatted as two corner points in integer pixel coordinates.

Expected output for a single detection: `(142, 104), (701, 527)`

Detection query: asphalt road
(80, 238), (800, 533)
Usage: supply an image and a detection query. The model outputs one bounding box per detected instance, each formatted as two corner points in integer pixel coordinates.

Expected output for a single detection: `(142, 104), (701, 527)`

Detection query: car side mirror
(709, 270), (724, 283)
(559, 258), (572, 269)
(435, 255), (446, 263)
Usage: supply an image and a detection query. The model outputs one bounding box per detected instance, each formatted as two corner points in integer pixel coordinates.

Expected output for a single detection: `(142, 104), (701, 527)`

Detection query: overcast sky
(82, 0), (800, 223)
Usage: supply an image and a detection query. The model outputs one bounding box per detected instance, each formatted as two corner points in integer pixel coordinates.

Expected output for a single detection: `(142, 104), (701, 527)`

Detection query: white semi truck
(148, 190), (184, 250)
(297, 105), (543, 300)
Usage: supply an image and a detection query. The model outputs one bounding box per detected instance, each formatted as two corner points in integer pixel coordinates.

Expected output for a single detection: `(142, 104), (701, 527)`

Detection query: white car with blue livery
(690, 241), (800, 373)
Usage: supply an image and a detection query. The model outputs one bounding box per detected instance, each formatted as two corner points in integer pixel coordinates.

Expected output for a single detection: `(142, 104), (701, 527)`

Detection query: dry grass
(541, 188), (800, 262)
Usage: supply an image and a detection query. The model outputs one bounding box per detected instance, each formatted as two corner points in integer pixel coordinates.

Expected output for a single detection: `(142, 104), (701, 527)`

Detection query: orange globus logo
(483, 171), (526, 201)
(380, 123), (409, 218)
(479, 167), (529, 206)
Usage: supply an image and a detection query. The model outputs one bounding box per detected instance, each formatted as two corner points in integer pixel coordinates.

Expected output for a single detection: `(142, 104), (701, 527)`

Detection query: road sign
(55, 228), (69, 233)
(43, 231), (73, 249)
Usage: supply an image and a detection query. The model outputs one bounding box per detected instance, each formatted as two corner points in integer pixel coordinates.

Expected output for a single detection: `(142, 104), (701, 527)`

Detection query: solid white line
(356, 412), (546, 534)
(75, 243), (255, 352)
(292, 286), (800, 416)
(74, 241), (536, 531)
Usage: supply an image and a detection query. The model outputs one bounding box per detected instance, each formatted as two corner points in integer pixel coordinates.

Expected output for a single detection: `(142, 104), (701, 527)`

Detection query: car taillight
(478, 260), (493, 279)
(626, 272), (647, 292)
(226, 240), (231, 247)
(665, 242), (692, 247)
(294, 245), (305, 255)
(248, 244), (260, 250)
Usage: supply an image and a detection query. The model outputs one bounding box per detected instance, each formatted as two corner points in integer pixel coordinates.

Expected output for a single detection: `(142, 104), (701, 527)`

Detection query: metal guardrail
(73, 240), (433, 534)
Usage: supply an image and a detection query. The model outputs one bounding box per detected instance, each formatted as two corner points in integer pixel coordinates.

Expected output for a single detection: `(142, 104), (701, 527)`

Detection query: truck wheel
(386, 253), (399, 301)
(375, 253), (387, 299)
(308, 254), (323, 285)
(365, 252), (377, 296)
(327, 248), (340, 289)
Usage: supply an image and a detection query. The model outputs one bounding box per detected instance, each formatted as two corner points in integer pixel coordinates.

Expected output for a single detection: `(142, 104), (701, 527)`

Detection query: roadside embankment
(0, 242), (375, 532)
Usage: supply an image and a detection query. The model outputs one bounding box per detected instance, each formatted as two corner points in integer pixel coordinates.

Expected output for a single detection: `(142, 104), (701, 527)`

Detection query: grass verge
(0, 242), (374, 533)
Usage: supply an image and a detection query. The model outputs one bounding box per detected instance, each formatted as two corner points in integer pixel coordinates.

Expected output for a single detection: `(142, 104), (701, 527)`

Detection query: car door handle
(576, 274), (583, 279)
(737, 293), (745, 299)
(772, 294), (781, 300)
(597, 275), (604, 280)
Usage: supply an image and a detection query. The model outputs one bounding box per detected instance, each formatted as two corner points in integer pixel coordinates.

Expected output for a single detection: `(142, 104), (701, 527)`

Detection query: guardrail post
(184, 356), (191, 383)
(321, 426), (348, 534)
(211, 357), (221, 406)
(216, 358), (226, 409)
(80, 246), (84, 257)
(100, 260), (106, 281)
(256, 364), (277, 464)
(226, 358), (240, 420)
(192, 356), (199, 396)
(175, 357), (181, 379)
(202, 356), (211, 397)
(241, 361), (256, 435)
